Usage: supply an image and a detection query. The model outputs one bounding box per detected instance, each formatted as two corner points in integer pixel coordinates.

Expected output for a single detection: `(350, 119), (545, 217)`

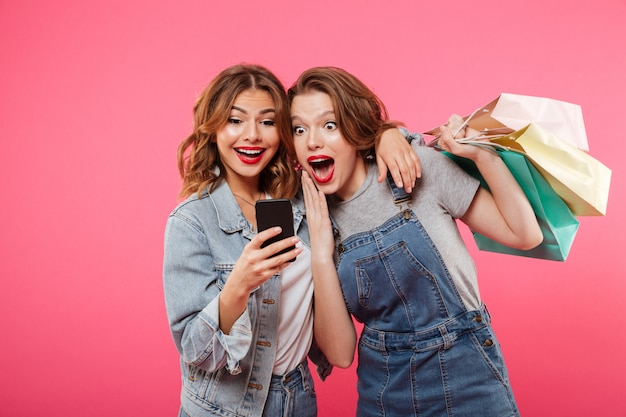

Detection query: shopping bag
(491, 124), (611, 216)
(466, 93), (589, 150)
(423, 93), (611, 216)
(445, 150), (579, 261)
(425, 93), (589, 150)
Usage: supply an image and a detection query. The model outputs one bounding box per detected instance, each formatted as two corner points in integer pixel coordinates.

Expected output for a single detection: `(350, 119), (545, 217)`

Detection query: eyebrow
(231, 105), (276, 115)
(291, 110), (335, 121)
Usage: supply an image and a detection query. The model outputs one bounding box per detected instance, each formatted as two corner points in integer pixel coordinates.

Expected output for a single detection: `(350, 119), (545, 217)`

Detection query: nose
(244, 121), (260, 142)
(306, 128), (323, 150)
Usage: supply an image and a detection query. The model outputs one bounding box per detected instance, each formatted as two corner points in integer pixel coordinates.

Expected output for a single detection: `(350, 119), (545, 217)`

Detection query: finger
(410, 151), (422, 179)
(376, 157), (390, 184)
(262, 236), (301, 260)
(438, 125), (454, 152)
(273, 245), (303, 266)
(301, 171), (318, 207)
(447, 114), (465, 136)
(301, 171), (312, 200)
(254, 227), (283, 248)
(316, 186), (330, 218)
(396, 154), (416, 193)
(390, 166), (403, 191)
(378, 154), (405, 189)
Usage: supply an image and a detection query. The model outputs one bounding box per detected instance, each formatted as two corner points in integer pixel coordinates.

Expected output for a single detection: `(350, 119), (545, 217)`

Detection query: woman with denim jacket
(290, 67), (543, 417)
(163, 64), (420, 417)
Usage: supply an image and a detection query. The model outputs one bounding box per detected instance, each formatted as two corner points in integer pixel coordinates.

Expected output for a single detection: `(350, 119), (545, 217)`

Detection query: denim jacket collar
(207, 179), (251, 234)
(205, 179), (307, 238)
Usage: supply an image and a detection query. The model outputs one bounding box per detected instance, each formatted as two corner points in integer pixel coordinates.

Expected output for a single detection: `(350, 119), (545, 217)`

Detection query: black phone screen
(255, 199), (296, 261)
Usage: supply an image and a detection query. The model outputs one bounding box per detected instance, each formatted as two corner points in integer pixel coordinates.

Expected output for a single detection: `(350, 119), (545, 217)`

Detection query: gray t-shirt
(328, 145), (483, 310)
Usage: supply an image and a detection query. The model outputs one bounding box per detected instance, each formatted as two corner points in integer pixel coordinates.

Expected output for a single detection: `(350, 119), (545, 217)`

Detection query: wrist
(470, 147), (500, 165)
(312, 255), (335, 266)
(222, 279), (251, 307)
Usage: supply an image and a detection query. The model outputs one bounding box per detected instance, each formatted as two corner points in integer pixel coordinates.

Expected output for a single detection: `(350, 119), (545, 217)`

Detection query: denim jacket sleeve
(399, 127), (426, 146)
(163, 210), (251, 375)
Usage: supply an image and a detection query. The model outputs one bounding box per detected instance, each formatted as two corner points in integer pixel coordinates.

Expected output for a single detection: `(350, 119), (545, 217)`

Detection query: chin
(315, 182), (337, 196)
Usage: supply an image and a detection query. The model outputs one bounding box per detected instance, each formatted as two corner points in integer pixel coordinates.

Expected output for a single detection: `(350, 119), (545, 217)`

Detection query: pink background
(1, 0), (625, 416)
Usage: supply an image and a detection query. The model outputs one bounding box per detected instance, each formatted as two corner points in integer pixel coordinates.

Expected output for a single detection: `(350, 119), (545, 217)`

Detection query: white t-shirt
(273, 241), (314, 374)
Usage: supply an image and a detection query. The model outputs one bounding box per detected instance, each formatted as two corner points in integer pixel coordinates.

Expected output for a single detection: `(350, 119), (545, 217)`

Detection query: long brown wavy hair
(287, 66), (400, 159)
(177, 64), (299, 200)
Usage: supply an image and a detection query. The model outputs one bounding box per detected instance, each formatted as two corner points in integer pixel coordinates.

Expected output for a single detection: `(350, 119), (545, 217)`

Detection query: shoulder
(412, 144), (466, 174)
(412, 145), (479, 198)
(165, 190), (215, 233)
(169, 189), (211, 217)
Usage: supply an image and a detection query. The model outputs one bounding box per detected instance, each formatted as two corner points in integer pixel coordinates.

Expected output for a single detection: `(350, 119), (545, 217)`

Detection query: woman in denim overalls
(289, 67), (543, 417)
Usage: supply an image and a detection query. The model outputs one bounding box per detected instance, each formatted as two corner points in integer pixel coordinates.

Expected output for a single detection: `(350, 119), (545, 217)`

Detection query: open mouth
(308, 155), (335, 183)
(235, 147), (265, 164)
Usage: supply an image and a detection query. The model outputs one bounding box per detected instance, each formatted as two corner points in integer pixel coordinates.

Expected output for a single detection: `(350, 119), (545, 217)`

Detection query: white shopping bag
(471, 93), (589, 151)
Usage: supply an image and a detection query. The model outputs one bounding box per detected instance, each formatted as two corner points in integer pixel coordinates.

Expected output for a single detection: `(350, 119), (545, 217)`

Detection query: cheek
(293, 139), (305, 158)
(336, 147), (360, 173)
(266, 128), (281, 146)
(219, 124), (240, 138)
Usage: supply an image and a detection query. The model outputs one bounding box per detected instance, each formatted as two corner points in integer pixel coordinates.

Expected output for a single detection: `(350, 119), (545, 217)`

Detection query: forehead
(291, 91), (334, 117)
(232, 89), (275, 109)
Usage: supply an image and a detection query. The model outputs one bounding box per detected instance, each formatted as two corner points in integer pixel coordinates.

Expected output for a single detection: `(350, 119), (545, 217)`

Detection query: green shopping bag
(445, 149), (579, 261)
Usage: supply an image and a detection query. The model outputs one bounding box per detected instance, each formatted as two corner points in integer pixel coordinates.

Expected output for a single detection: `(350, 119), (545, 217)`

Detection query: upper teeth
(238, 149), (262, 156)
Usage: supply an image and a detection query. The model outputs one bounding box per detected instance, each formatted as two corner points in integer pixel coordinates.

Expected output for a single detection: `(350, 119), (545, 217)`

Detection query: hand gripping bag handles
(445, 150), (579, 261)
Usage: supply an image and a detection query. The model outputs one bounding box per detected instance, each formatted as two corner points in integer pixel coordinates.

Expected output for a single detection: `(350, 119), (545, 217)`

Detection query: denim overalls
(335, 178), (520, 417)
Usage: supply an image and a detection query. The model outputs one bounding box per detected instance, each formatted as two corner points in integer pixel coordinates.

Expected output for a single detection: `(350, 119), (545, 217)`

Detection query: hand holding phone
(255, 199), (296, 262)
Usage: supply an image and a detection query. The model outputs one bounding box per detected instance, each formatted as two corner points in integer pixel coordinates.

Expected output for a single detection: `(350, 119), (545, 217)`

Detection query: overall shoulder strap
(386, 173), (412, 205)
(386, 173), (413, 219)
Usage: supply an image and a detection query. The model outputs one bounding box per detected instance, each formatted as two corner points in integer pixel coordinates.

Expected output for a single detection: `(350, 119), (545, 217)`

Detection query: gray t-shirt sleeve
(418, 146), (479, 219)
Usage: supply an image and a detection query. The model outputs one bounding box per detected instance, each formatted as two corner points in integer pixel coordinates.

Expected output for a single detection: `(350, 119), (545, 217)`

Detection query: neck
(226, 174), (261, 200)
(335, 158), (367, 201)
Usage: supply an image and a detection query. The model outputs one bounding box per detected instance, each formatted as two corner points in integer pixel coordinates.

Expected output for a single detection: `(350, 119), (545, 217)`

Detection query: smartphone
(255, 199), (296, 261)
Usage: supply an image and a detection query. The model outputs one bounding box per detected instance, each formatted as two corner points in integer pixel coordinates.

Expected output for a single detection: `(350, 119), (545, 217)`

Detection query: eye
(323, 121), (338, 131)
(293, 125), (306, 135)
(261, 119), (276, 127)
(227, 117), (242, 125)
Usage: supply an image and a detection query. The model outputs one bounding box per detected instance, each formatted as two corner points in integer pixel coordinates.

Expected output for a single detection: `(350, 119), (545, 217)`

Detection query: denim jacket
(163, 179), (331, 417)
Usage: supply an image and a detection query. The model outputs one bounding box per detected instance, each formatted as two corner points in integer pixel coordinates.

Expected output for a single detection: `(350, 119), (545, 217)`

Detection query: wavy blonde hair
(177, 64), (299, 200)
(287, 66), (400, 159)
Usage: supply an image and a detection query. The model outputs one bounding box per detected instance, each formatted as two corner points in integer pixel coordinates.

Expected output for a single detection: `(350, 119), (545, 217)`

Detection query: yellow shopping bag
(424, 93), (611, 216)
(491, 124), (611, 216)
